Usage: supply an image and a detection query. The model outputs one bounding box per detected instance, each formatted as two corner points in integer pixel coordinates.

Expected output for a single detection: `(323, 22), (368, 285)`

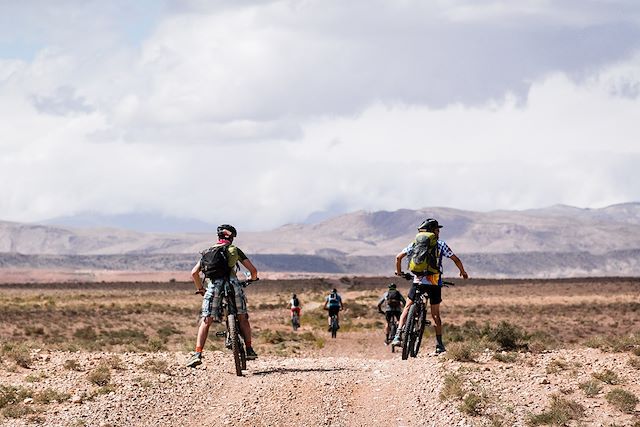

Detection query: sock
(195, 346), (203, 353)
(436, 335), (444, 346)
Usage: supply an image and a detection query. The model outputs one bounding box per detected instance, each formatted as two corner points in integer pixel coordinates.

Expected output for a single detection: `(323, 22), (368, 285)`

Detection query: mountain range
(2, 203), (640, 278)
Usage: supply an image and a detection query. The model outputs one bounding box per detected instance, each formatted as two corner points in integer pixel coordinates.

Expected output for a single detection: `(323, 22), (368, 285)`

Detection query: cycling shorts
(385, 311), (401, 322)
(408, 283), (442, 305)
(201, 277), (248, 318)
(290, 307), (301, 316)
(328, 307), (340, 317)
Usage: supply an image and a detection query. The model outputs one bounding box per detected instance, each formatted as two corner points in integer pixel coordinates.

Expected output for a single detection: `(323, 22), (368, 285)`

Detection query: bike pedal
(215, 331), (226, 337)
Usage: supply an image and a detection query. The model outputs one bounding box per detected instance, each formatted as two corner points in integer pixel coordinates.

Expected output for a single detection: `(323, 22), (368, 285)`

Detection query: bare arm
(240, 258), (258, 281)
(191, 261), (205, 295)
(395, 251), (406, 275)
(450, 255), (469, 279)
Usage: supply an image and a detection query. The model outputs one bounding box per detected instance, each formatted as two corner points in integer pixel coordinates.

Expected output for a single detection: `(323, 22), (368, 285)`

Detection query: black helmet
(331, 288), (337, 294)
(418, 218), (443, 231)
(217, 224), (237, 238)
(292, 293), (297, 298)
(388, 283), (397, 290)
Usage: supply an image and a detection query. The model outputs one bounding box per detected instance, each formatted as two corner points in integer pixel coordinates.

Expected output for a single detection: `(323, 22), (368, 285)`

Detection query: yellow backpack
(408, 231), (439, 275)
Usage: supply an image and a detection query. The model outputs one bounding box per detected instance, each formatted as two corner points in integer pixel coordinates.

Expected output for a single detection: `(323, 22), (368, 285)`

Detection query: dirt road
(3, 330), (639, 427)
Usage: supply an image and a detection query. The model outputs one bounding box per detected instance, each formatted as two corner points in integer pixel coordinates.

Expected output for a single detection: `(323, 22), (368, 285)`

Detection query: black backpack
(200, 244), (231, 279)
(386, 289), (402, 309)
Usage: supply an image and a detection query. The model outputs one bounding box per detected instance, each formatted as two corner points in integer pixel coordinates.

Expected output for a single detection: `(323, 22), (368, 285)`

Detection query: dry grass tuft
(446, 342), (478, 362)
(87, 364), (111, 386)
(526, 395), (585, 426)
(458, 392), (485, 416)
(592, 369), (621, 385)
(578, 379), (602, 397)
(439, 372), (465, 401)
(605, 388), (638, 414)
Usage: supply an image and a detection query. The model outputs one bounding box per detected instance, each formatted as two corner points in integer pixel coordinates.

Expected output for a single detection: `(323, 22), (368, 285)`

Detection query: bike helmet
(418, 218), (443, 231)
(331, 288), (337, 294)
(388, 283), (397, 290)
(217, 224), (237, 239)
(292, 293), (297, 298)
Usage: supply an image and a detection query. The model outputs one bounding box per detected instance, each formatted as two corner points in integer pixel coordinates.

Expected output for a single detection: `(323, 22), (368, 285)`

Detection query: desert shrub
(493, 352), (517, 363)
(545, 359), (569, 374)
(585, 334), (640, 353)
(87, 364), (111, 386)
(156, 324), (181, 340)
(605, 388), (638, 413)
(459, 392), (485, 416)
(439, 372), (465, 401)
(64, 359), (81, 371)
(142, 358), (169, 374)
(93, 385), (116, 395)
(101, 328), (148, 346)
(105, 355), (124, 370)
(24, 326), (45, 336)
(578, 379), (602, 397)
(592, 369), (621, 385)
(146, 338), (166, 352)
(0, 384), (32, 409)
(446, 342), (478, 362)
(628, 356), (640, 370)
(490, 321), (527, 351)
(526, 395), (585, 426)
(1, 342), (32, 368)
(633, 346), (640, 356)
(1, 403), (36, 419)
(34, 388), (70, 404)
(73, 326), (98, 341)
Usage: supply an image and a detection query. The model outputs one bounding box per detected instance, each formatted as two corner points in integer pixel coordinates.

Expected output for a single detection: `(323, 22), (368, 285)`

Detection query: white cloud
(1, 1), (640, 230)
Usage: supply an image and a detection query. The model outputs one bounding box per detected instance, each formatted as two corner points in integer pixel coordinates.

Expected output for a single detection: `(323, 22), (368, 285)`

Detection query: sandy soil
(1, 278), (639, 426)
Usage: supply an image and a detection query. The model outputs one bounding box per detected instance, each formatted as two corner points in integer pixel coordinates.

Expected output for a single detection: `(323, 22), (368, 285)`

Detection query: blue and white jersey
(402, 240), (455, 285)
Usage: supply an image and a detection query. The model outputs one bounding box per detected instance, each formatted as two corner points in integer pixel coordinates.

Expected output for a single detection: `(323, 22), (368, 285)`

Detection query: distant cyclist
(288, 293), (301, 321)
(186, 224), (259, 368)
(377, 283), (406, 344)
(392, 218), (468, 354)
(323, 288), (343, 331)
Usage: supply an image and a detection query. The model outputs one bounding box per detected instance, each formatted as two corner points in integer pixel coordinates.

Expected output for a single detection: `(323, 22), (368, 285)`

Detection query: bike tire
(389, 319), (397, 353)
(410, 306), (426, 358)
(402, 305), (417, 360)
(331, 316), (338, 339)
(228, 314), (243, 376)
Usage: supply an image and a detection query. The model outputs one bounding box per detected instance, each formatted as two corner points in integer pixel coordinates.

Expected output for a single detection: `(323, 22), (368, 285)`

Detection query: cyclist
(323, 288), (343, 331)
(186, 224), (259, 368)
(391, 218), (468, 354)
(377, 283), (406, 344)
(289, 293), (301, 324)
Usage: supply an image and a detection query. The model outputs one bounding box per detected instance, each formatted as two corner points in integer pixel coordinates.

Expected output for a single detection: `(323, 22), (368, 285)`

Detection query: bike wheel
(410, 306), (426, 358)
(331, 316), (338, 338)
(239, 337), (247, 371)
(228, 314), (243, 376)
(292, 314), (299, 331)
(389, 319), (398, 353)
(402, 305), (417, 360)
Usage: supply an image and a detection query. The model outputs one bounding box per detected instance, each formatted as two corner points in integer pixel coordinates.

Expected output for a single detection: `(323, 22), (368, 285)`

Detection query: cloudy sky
(1, 0), (640, 231)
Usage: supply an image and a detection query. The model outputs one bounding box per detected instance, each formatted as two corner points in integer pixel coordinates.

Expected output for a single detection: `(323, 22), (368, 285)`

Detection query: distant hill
(2, 203), (640, 277)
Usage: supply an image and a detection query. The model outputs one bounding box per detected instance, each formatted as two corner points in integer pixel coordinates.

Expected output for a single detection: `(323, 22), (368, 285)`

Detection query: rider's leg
(397, 298), (414, 330)
(430, 303), (445, 349)
(237, 313), (252, 348)
(195, 316), (213, 352)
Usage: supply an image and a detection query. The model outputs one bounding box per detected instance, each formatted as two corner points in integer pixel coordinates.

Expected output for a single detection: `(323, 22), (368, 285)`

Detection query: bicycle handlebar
(194, 277), (260, 294)
(394, 272), (455, 287)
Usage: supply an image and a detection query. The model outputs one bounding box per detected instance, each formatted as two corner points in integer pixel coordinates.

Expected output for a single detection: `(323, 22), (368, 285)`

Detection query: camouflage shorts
(201, 277), (248, 318)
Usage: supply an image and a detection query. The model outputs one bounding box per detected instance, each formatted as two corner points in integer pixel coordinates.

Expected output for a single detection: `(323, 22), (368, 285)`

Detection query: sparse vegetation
(578, 379), (602, 397)
(34, 388), (70, 404)
(459, 392), (485, 416)
(64, 359), (81, 371)
(605, 388), (638, 413)
(546, 359), (569, 374)
(1, 342), (32, 368)
(87, 364), (111, 386)
(526, 395), (585, 426)
(142, 358), (169, 374)
(493, 352), (517, 363)
(628, 356), (640, 370)
(446, 342), (478, 362)
(592, 369), (621, 385)
(439, 372), (465, 401)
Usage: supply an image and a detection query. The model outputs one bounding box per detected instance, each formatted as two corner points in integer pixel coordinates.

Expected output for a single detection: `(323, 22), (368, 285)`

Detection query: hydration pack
(408, 231), (439, 275)
(292, 297), (300, 307)
(200, 244), (231, 279)
(385, 289), (402, 309)
(328, 293), (340, 308)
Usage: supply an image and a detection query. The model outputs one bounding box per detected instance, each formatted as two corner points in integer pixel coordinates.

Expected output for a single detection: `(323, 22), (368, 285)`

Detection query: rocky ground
(1, 333), (639, 427)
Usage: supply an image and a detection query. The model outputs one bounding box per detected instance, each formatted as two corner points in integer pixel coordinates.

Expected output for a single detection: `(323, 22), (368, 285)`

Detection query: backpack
(385, 289), (402, 310)
(408, 231), (439, 275)
(328, 293), (340, 308)
(292, 297), (300, 307)
(200, 244), (231, 279)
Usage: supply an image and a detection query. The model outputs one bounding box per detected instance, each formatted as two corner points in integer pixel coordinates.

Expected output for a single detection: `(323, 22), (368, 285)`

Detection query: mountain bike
(212, 279), (256, 376)
(398, 273), (454, 360)
(380, 310), (399, 352)
(291, 310), (300, 331)
(329, 313), (339, 338)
